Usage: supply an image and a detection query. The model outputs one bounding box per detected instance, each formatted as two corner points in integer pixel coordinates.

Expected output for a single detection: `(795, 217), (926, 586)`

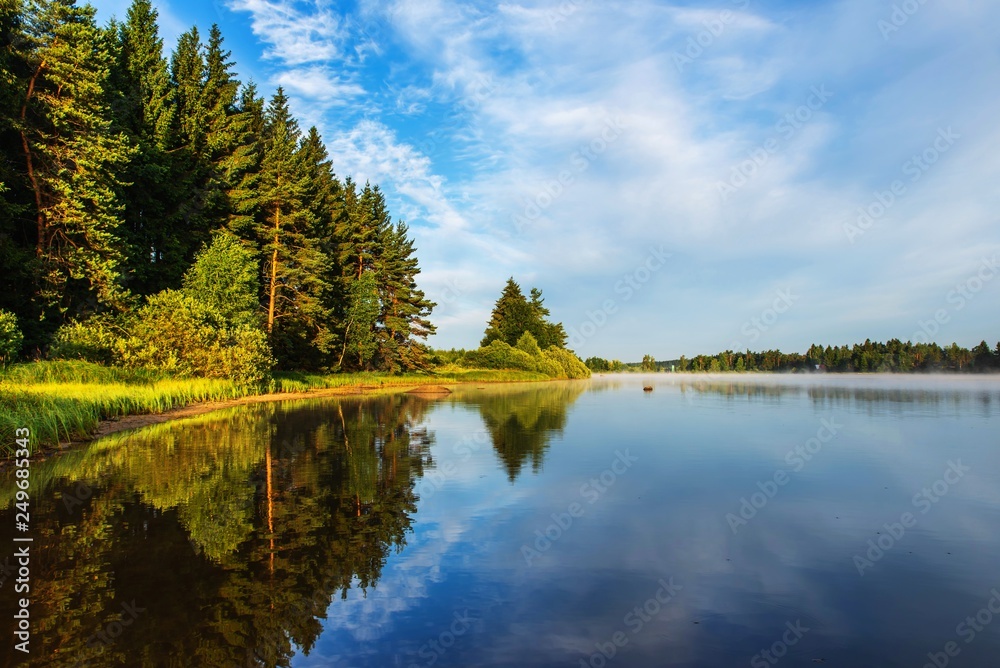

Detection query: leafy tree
(181, 231), (259, 328)
(585, 356), (610, 372)
(641, 354), (657, 371)
(48, 314), (123, 364)
(117, 290), (273, 385)
(0, 309), (22, 365)
(338, 270), (379, 370)
(515, 330), (542, 357)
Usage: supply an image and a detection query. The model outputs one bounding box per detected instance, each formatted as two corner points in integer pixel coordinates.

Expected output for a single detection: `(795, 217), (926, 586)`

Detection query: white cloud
(227, 0), (346, 65)
(273, 66), (365, 103)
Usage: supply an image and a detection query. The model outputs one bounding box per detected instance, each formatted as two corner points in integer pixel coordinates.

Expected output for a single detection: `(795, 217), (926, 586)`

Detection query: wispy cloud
(227, 0), (346, 65)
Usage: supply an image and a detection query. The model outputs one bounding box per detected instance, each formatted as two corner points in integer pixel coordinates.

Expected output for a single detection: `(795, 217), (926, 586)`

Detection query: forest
(0, 0), (435, 380)
(587, 339), (1000, 374)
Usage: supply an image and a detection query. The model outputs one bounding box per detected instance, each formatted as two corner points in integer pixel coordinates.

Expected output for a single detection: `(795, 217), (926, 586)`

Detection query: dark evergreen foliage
(0, 0), (434, 372)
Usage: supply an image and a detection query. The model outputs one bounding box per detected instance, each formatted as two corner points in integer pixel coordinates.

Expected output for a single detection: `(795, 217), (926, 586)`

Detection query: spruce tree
(481, 278), (533, 347)
(199, 24), (243, 229)
(226, 81), (263, 239)
(299, 125), (343, 365)
(528, 287), (567, 348)
(481, 279), (567, 349)
(112, 0), (176, 294)
(168, 26), (214, 262)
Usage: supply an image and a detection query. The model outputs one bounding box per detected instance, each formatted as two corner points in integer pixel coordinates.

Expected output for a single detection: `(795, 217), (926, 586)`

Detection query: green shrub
(542, 346), (591, 379)
(49, 315), (124, 364)
(534, 354), (564, 378)
(0, 310), (22, 366)
(462, 340), (539, 373)
(515, 331), (542, 357)
(117, 291), (274, 387)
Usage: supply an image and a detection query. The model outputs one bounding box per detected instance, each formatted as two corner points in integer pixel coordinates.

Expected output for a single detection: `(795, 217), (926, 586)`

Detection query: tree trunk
(267, 208), (279, 333)
(20, 60), (46, 258)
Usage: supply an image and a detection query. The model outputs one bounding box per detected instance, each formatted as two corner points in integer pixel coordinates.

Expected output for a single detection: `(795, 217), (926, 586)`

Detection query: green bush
(515, 331), (543, 357)
(542, 346), (591, 379)
(0, 310), (22, 366)
(49, 315), (124, 364)
(534, 354), (564, 378)
(461, 335), (591, 379)
(117, 291), (274, 387)
(462, 340), (539, 373)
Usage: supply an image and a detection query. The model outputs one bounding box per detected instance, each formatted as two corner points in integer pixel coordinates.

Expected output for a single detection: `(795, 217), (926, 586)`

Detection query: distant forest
(0, 0), (433, 374)
(586, 339), (1000, 374)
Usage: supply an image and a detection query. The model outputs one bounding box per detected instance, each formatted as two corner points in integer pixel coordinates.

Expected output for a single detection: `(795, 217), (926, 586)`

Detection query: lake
(3, 374), (1000, 667)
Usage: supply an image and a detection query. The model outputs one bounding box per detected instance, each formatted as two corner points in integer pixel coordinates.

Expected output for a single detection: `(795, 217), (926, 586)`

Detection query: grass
(0, 361), (549, 457)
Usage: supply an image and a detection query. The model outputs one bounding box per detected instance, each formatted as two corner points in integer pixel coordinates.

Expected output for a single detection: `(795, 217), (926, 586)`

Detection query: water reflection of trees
(449, 383), (586, 481)
(0, 394), (434, 668)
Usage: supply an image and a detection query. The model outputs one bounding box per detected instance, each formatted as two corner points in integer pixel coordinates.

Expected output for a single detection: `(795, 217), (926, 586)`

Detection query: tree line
(591, 339), (1000, 373)
(0, 0), (434, 376)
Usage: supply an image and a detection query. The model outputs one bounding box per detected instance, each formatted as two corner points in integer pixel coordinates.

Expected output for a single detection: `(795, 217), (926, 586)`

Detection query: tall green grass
(0, 372), (253, 456)
(0, 361), (549, 456)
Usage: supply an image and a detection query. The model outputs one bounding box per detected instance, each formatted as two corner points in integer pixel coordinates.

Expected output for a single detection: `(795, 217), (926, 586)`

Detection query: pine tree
(0, 0), (37, 341)
(111, 0), (176, 294)
(373, 220), (436, 370)
(339, 181), (384, 280)
(528, 287), (567, 348)
(481, 278), (565, 349)
(18, 0), (135, 325)
(226, 81), (263, 238)
(256, 88), (329, 366)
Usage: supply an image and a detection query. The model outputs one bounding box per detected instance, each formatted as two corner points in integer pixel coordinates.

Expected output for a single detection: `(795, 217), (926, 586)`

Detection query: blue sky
(89, 0), (1000, 360)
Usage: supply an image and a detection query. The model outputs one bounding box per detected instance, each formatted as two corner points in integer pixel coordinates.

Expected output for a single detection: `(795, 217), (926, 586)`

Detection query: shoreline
(29, 377), (550, 462)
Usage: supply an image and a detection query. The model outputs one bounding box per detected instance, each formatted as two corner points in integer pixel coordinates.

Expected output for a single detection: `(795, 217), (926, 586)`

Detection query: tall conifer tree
(112, 0), (176, 294)
(18, 0), (134, 325)
(256, 89), (329, 366)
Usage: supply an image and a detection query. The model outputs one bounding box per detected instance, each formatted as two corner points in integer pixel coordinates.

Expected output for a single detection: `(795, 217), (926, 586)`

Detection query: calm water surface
(3, 374), (1000, 667)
